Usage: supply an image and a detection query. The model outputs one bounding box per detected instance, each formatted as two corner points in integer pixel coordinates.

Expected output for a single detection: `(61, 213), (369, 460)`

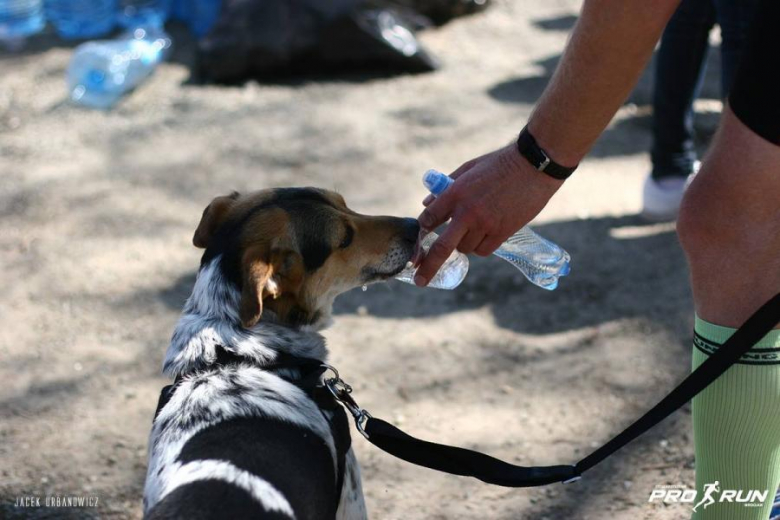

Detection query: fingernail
(414, 274), (427, 287)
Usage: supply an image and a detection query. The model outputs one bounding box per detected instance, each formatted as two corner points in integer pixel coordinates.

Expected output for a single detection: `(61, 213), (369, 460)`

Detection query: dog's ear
(239, 244), (304, 329)
(193, 192), (240, 249)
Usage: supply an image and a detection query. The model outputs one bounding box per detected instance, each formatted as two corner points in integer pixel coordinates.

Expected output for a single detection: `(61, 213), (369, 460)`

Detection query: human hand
(413, 143), (564, 286)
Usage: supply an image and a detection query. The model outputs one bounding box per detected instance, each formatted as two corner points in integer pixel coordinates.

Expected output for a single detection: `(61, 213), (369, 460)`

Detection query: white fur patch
(144, 367), (338, 511)
(163, 257), (328, 378)
(162, 459), (295, 518)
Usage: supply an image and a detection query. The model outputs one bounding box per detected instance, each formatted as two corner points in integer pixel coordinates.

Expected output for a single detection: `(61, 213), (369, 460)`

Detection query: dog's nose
(400, 218), (420, 243)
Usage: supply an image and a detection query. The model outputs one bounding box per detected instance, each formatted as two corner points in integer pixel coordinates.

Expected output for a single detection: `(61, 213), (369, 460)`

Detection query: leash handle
(328, 293), (780, 488)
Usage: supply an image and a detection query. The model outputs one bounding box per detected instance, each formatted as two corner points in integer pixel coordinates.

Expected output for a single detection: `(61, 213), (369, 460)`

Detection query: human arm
(412, 0), (682, 286)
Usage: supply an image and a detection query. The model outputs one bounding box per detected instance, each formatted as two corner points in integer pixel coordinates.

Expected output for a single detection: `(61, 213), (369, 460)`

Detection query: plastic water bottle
(394, 232), (469, 290)
(0, 0), (44, 46)
(420, 169), (571, 290)
(117, 0), (171, 29)
(46, 0), (116, 39)
(67, 26), (171, 109)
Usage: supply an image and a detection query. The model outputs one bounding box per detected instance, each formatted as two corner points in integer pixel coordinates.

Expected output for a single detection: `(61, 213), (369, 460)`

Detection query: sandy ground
(1, 0), (727, 518)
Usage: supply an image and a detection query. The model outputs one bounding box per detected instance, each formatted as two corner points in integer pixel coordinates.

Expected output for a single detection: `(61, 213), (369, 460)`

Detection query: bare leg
(678, 106), (780, 520)
(678, 106), (780, 327)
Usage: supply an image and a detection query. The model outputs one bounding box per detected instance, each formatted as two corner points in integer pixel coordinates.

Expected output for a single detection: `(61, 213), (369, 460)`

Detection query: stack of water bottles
(0, 0), (222, 108)
(0, 0), (43, 47)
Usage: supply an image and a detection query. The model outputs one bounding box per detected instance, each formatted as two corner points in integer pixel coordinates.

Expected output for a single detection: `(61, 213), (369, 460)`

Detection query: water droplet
(361, 285), (367, 292)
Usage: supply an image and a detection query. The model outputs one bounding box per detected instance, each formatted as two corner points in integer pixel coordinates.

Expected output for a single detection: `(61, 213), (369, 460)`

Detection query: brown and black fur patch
(193, 188), (418, 329)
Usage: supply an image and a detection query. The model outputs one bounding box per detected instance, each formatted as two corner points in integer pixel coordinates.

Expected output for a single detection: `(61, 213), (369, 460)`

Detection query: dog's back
(145, 364), (356, 520)
(146, 419), (340, 520)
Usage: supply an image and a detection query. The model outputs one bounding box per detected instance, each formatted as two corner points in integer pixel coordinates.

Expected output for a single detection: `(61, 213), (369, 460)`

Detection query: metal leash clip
(321, 364), (372, 439)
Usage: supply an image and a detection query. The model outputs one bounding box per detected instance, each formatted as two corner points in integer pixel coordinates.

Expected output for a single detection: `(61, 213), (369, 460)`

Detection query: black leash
(324, 293), (780, 487)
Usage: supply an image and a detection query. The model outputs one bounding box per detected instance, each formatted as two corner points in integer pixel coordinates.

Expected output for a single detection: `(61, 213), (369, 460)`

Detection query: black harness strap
(153, 348), (351, 506)
(346, 293), (780, 487)
(153, 350), (328, 420)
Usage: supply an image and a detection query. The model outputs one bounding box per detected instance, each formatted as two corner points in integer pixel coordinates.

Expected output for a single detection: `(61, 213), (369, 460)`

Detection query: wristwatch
(516, 126), (578, 180)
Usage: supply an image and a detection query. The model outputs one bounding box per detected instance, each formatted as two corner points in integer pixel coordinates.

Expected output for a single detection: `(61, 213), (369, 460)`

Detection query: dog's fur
(143, 188), (418, 519)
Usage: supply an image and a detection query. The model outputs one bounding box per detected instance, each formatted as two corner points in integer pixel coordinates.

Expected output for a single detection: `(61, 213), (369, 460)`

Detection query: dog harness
(153, 349), (352, 506)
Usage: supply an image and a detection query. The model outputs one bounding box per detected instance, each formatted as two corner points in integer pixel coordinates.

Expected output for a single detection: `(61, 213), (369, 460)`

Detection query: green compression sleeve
(691, 316), (780, 520)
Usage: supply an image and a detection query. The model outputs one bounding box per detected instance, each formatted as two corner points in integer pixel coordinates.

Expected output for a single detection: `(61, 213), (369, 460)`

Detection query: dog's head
(193, 188), (419, 329)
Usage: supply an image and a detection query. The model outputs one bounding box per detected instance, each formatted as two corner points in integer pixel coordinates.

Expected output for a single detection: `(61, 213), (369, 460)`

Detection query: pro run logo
(649, 482), (769, 511)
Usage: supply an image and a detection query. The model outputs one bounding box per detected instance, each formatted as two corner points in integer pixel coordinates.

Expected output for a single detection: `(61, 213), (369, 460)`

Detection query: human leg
(676, 1), (780, 515)
(650, 0), (715, 181)
(644, 0), (715, 220)
(677, 107), (780, 520)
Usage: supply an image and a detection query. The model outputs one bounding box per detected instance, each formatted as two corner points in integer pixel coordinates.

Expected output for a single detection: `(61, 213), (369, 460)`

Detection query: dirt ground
(1, 0), (728, 518)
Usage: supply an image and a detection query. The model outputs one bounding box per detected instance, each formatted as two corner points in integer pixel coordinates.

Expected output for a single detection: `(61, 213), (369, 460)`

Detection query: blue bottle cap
(422, 169), (453, 196)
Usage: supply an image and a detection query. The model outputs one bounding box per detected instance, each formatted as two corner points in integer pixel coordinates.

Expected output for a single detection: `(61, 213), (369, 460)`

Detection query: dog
(143, 188), (419, 519)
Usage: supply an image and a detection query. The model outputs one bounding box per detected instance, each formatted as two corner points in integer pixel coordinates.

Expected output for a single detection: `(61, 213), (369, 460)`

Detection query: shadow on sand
(155, 213), (692, 338)
(334, 214), (691, 336)
(488, 13), (724, 159)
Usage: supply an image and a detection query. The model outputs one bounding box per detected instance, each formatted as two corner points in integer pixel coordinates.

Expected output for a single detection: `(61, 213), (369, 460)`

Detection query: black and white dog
(143, 188), (419, 519)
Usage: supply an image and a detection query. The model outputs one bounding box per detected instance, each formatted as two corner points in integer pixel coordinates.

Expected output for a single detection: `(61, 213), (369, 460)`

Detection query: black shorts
(728, 0), (780, 145)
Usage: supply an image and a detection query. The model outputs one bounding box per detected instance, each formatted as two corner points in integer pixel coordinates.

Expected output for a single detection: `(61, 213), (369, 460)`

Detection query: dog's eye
(339, 226), (354, 249)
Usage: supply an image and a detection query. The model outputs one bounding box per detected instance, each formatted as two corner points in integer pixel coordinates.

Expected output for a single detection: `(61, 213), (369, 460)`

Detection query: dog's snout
(400, 218), (420, 243)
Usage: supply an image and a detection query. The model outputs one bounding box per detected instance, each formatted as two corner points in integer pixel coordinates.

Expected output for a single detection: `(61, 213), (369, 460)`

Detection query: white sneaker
(641, 162), (700, 221)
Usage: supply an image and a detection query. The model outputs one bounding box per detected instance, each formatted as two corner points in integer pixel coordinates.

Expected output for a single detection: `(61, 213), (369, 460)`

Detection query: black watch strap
(516, 126), (578, 180)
